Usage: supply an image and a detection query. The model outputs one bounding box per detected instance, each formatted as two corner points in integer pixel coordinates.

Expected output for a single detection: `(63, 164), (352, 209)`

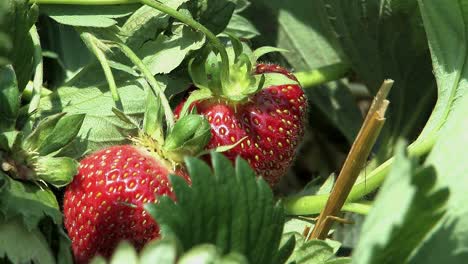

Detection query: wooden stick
(309, 79), (393, 240)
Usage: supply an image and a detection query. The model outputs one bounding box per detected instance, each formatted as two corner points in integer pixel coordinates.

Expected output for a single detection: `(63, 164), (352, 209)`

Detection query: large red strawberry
(175, 43), (307, 186)
(63, 145), (189, 263)
(64, 99), (211, 263)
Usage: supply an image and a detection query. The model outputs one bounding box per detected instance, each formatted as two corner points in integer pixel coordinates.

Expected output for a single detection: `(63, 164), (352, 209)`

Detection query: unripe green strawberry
(175, 63), (307, 185)
(63, 145), (188, 263)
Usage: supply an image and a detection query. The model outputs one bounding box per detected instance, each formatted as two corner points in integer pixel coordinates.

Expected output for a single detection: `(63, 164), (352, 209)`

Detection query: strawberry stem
(116, 42), (175, 130)
(295, 62), (350, 88)
(81, 32), (123, 109)
(283, 134), (435, 215)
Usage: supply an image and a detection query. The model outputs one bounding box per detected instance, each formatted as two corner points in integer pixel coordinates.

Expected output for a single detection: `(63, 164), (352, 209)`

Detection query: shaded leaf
(223, 14), (259, 39)
(187, 0), (237, 34)
(0, 172), (61, 230)
(353, 142), (449, 264)
(138, 25), (205, 75)
(0, 0), (37, 90)
(305, 80), (362, 143)
(0, 218), (55, 264)
(408, 74), (468, 263)
(41, 4), (139, 28)
(323, 0), (436, 154)
(0, 65), (19, 131)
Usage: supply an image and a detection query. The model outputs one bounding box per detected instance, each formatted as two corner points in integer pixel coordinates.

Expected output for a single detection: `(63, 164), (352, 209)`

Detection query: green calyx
(125, 89), (211, 167)
(188, 37), (298, 104)
(0, 113), (84, 187)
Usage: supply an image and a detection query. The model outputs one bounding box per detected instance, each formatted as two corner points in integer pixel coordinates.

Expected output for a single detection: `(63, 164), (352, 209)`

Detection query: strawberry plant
(1, 0), (467, 263)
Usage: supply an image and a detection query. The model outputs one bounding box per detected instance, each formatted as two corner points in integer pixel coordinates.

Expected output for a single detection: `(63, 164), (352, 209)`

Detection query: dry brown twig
(309, 79), (393, 240)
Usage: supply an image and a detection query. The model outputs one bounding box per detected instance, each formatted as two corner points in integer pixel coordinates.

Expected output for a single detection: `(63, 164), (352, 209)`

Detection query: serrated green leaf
(0, 171), (61, 230)
(138, 25), (205, 75)
(121, 0), (190, 49)
(96, 238), (248, 264)
(305, 80), (362, 143)
(187, 0), (237, 34)
(36, 156), (78, 188)
(145, 153), (290, 264)
(0, 218), (55, 264)
(37, 113), (85, 155)
(250, 0), (343, 70)
(417, 0), (468, 142)
(353, 142), (449, 264)
(37, 68), (146, 157)
(223, 14), (259, 39)
(0, 65), (19, 131)
(41, 4), (139, 28)
(287, 238), (350, 264)
(39, 19), (92, 86)
(407, 82), (468, 261)
(323, 0), (435, 155)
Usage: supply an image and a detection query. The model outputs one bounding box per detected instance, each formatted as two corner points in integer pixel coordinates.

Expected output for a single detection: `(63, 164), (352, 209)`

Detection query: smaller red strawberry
(175, 42), (307, 185)
(64, 145), (189, 263)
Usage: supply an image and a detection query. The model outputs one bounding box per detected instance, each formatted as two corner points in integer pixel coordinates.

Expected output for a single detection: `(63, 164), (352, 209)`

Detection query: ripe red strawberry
(63, 145), (188, 263)
(175, 63), (307, 185)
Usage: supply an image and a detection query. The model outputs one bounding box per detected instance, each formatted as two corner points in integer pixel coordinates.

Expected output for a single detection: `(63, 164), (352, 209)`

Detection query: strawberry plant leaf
(38, 19), (92, 86)
(407, 87), (468, 262)
(286, 238), (351, 264)
(91, 238), (248, 264)
(0, 65), (19, 131)
(187, 0), (237, 35)
(121, 0), (190, 50)
(250, 0), (344, 70)
(323, 0), (436, 154)
(0, 171), (62, 229)
(0, 218), (55, 264)
(138, 25), (205, 75)
(38, 74), (146, 157)
(146, 153), (291, 264)
(305, 80), (362, 143)
(416, 0), (468, 141)
(40, 4), (139, 28)
(353, 142), (449, 264)
(223, 14), (259, 39)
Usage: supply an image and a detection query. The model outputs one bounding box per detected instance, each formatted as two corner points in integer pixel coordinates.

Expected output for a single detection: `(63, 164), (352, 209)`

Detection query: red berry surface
(175, 63), (307, 185)
(63, 145), (186, 263)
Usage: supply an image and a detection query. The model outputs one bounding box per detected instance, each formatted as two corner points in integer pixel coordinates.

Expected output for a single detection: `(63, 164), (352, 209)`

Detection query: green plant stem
(28, 25), (43, 117)
(342, 202), (372, 215)
(116, 42), (175, 129)
(81, 32), (122, 109)
(283, 133), (436, 216)
(30, 0), (139, 4)
(139, 0), (230, 81)
(295, 63), (350, 88)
